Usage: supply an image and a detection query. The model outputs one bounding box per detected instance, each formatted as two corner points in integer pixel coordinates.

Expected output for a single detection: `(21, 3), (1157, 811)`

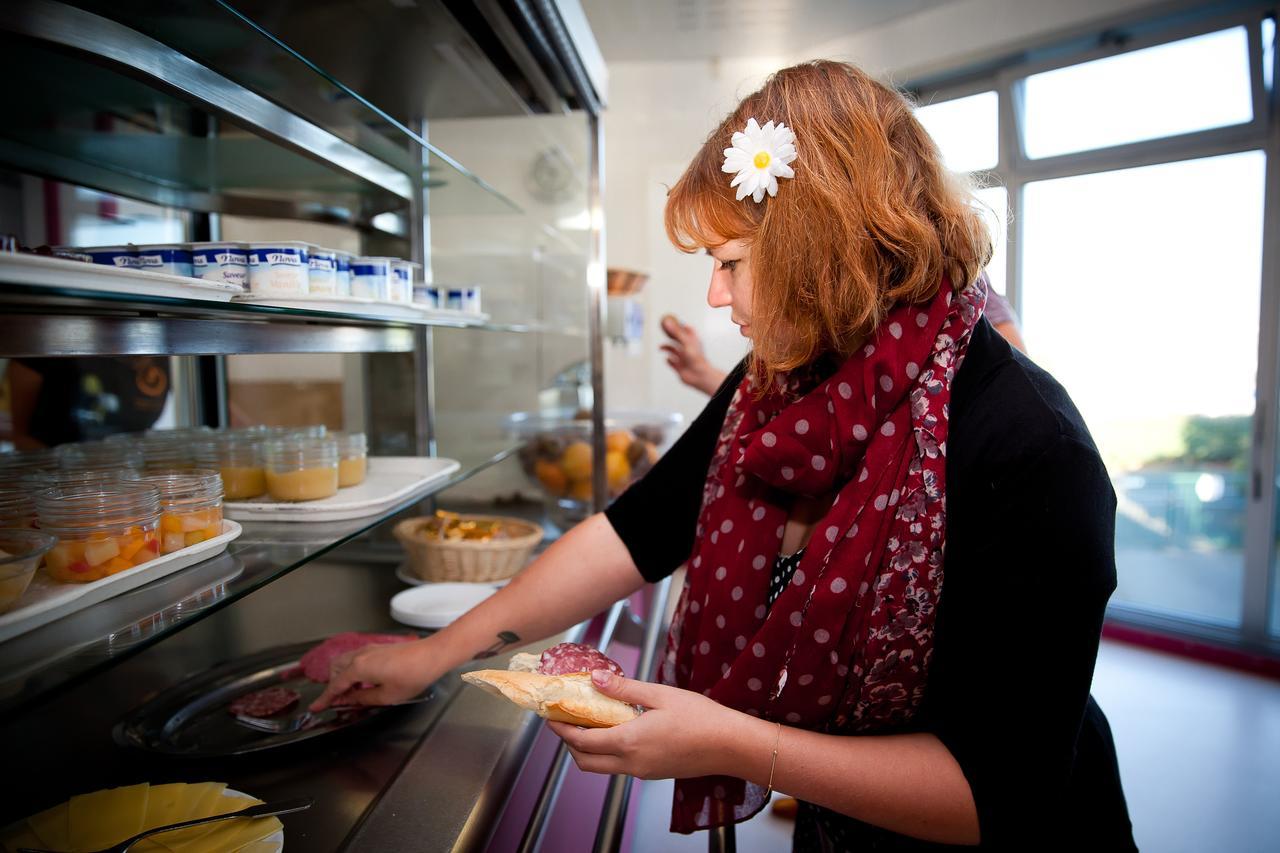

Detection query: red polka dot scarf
(661, 274), (988, 833)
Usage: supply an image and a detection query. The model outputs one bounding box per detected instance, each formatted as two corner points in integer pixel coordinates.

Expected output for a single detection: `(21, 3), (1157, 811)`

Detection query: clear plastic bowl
(195, 436), (267, 501)
(262, 438), (339, 501)
(36, 483), (161, 583)
(57, 442), (144, 473)
(125, 469), (224, 553)
(333, 431), (368, 487)
(0, 528), (57, 613)
(0, 487), (39, 529)
(505, 409), (682, 523)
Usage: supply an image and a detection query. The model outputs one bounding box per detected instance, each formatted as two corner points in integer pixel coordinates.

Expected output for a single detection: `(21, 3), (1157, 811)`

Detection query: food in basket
(422, 510), (515, 542)
(395, 512), (543, 583)
(0, 781), (283, 852)
(462, 642), (639, 728)
(299, 632), (416, 682)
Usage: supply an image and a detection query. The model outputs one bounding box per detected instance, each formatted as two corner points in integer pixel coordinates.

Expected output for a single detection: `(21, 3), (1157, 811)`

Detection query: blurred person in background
(5, 357), (170, 448)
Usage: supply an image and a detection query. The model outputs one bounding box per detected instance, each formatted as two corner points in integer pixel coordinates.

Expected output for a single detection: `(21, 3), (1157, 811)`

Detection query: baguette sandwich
(461, 643), (640, 728)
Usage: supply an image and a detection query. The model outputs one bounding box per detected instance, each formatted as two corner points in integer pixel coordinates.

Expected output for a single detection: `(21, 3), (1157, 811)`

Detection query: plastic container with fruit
(195, 436), (267, 500)
(263, 437), (339, 501)
(506, 409), (682, 524)
(0, 528), (56, 613)
(333, 431), (368, 487)
(125, 469), (224, 554)
(35, 483), (161, 583)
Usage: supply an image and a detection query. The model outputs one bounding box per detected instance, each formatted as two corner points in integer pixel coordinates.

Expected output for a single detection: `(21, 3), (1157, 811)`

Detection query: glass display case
(0, 1), (650, 849)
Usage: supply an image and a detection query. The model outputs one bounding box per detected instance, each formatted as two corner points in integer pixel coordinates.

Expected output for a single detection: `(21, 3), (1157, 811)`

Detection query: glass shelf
(0, 443), (519, 720)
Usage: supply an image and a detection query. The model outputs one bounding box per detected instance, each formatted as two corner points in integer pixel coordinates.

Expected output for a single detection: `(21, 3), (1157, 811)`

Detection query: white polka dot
(715, 566), (727, 581)
(752, 554), (767, 570)
(852, 424), (868, 441)
(738, 540), (745, 553)
(906, 362), (920, 379)
(752, 642), (767, 657)
(781, 466), (794, 480)
(859, 467), (869, 482)
(754, 604), (767, 619)
(798, 673), (814, 686)
(735, 635), (747, 650)
(790, 610), (803, 627)
(837, 382), (852, 399)
(811, 455), (826, 471)
(714, 785), (726, 799)
(677, 789), (685, 802)
(795, 418), (809, 435)
(716, 484), (725, 499)
(829, 650), (840, 664)
(825, 525), (840, 543)
(786, 712), (802, 723)
(777, 525), (785, 538)
(814, 628), (830, 643)
(721, 663), (731, 677)
(689, 600), (700, 613)
(792, 569), (806, 587)
(827, 400), (835, 414)
(874, 494), (888, 510)
(761, 432), (776, 447)
(735, 474), (746, 487)
(880, 421), (896, 437)
(889, 322), (902, 338)
(720, 519), (734, 534)
(710, 531), (719, 544)
(752, 506), (766, 521)
(731, 586), (743, 601)
(845, 523), (859, 539)
(817, 694), (832, 706)
(757, 411), (766, 424)
(716, 614), (726, 628)
(747, 677), (763, 691)
(916, 311), (929, 327)
(698, 640), (710, 654)
(879, 375), (893, 392)
(831, 577), (848, 593)
(864, 344), (876, 357)
(693, 556), (701, 568)
(889, 488), (900, 506)
(837, 665), (849, 677)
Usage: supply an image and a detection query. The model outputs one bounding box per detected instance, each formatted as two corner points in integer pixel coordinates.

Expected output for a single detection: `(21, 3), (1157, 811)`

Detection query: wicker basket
(394, 514), (543, 583)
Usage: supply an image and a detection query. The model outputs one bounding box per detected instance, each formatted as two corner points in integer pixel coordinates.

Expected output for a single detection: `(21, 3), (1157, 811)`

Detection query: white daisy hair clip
(722, 118), (797, 203)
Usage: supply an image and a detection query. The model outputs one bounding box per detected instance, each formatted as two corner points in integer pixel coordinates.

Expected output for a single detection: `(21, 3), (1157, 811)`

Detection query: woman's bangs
(665, 162), (754, 253)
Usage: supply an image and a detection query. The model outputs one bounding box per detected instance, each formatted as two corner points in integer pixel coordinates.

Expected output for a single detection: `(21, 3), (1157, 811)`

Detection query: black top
(605, 318), (1136, 851)
(12, 357), (170, 446)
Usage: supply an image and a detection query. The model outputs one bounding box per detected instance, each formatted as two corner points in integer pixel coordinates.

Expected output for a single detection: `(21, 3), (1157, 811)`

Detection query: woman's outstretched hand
(310, 640), (441, 711)
(660, 314), (728, 397)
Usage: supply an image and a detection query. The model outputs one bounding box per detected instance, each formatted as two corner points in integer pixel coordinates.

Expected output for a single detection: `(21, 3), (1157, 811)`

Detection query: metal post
(586, 111), (607, 510)
(410, 117), (436, 457)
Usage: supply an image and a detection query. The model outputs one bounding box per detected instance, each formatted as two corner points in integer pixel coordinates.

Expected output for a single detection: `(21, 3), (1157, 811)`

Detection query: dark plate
(114, 638), (428, 757)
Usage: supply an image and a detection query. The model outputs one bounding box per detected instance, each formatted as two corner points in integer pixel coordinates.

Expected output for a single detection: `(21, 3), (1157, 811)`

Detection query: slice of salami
(537, 642), (626, 677)
(229, 686), (301, 718)
(300, 632), (415, 682)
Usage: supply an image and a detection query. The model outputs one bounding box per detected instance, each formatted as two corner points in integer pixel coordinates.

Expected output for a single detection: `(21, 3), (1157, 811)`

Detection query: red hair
(665, 60), (992, 387)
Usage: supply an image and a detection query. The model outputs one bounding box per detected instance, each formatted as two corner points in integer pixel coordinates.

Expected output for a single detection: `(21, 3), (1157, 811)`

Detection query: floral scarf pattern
(661, 274), (987, 833)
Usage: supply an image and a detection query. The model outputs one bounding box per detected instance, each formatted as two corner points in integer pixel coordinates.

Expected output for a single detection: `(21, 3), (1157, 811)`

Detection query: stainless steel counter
(1, 548), (584, 851)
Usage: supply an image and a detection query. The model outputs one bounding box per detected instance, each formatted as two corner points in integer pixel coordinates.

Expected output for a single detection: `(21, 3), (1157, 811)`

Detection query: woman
(315, 61), (1135, 850)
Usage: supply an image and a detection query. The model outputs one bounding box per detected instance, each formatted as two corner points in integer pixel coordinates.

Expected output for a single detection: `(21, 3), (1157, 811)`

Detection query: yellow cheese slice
(236, 842), (280, 853)
(152, 786), (244, 853)
(166, 812), (280, 853)
(24, 802), (70, 850)
(1, 821), (46, 853)
(133, 783), (191, 852)
(69, 783), (150, 850)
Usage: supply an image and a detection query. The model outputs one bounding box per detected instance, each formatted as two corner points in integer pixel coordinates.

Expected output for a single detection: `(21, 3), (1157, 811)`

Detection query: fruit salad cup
(36, 483), (161, 583)
(126, 469), (224, 554)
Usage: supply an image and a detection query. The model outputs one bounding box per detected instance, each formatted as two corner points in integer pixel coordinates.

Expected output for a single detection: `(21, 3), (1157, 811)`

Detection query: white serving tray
(0, 251), (242, 301)
(224, 456), (460, 522)
(0, 520), (243, 643)
(232, 293), (489, 325)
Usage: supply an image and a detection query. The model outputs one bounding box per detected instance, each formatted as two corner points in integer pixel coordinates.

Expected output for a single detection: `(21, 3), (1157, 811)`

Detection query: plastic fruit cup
(263, 438), (339, 501)
(0, 528), (56, 613)
(36, 483), (161, 583)
(126, 469), (224, 554)
(333, 432), (368, 488)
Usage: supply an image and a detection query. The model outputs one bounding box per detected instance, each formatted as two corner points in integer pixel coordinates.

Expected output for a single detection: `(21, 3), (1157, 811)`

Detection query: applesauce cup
(36, 483), (161, 583)
(125, 469), (224, 554)
(263, 438), (339, 501)
(196, 437), (267, 501)
(334, 432), (368, 487)
(0, 529), (56, 613)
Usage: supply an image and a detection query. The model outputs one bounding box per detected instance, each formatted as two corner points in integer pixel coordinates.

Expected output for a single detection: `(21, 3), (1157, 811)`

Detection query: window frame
(911, 6), (1280, 655)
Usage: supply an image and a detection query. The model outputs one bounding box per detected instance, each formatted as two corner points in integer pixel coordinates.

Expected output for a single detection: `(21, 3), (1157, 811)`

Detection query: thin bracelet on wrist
(763, 721), (782, 799)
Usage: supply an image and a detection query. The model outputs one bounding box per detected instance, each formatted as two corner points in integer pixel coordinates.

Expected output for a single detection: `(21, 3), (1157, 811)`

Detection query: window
(915, 91), (999, 173)
(972, 186), (1007, 295)
(1022, 27), (1254, 159)
(1022, 152), (1265, 624)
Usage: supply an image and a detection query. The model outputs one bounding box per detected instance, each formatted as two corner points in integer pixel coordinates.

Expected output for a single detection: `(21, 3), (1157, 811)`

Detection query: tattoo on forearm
(474, 631), (521, 660)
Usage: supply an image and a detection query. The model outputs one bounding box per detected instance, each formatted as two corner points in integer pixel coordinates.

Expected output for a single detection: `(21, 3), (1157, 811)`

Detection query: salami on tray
(228, 686), (300, 718)
(299, 631), (416, 682)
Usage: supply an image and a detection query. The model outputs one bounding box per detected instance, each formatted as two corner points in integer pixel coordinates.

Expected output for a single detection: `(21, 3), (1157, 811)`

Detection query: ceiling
(579, 0), (962, 62)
